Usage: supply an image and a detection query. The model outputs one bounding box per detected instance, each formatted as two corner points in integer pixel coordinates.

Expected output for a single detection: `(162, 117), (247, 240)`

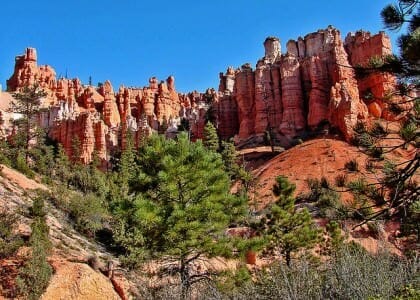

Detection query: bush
(317, 190), (342, 219)
(0, 209), (23, 258)
(17, 219), (52, 300)
(355, 132), (375, 148)
(238, 260), (324, 299)
(217, 265), (252, 296)
(17, 199), (52, 300)
(29, 195), (47, 218)
(324, 221), (345, 254)
(354, 120), (367, 134)
(304, 178), (322, 202)
(0, 139), (12, 166)
(367, 146), (384, 159)
(347, 178), (368, 194)
(365, 159), (375, 172)
(304, 177), (342, 219)
(317, 189), (340, 209)
(323, 245), (416, 299)
(29, 140), (55, 177)
(366, 186), (386, 206)
(48, 184), (70, 211)
(345, 159), (359, 172)
(68, 165), (109, 198)
(335, 174), (347, 187)
(69, 193), (107, 236)
(369, 122), (388, 138)
(226, 245), (418, 300)
(14, 153), (34, 179)
(367, 221), (383, 238)
(320, 176), (330, 189)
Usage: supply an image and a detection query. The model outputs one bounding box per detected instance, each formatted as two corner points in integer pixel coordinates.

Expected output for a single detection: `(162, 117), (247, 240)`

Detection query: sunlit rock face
(344, 30), (402, 120)
(5, 48), (213, 164)
(216, 27), (395, 147)
(3, 27), (397, 162)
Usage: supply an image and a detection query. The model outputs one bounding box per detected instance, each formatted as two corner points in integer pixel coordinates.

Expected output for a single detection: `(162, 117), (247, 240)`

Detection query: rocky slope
(0, 166), (131, 299)
(1, 26), (399, 164)
(247, 132), (418, 255)
(0, 133), (413, 298)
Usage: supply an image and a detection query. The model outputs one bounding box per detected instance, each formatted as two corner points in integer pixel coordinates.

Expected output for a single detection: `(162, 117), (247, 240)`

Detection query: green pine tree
(350, 1), (419, 230)
(0, 209), (23, 259)
(262, 176), (320, 267)
(108, 130), (137, 210)
(202, 121), (219, 152)
(220, 139), (238, 179)
(29, 130), (55, 179)
(381, 0), (419, 70)
(54, 144), (71, 185)
(17, 195), (52, 300)
(113, 133), (248, 298)
(220, 139), (253, 189)
(10, 85), (47, 164)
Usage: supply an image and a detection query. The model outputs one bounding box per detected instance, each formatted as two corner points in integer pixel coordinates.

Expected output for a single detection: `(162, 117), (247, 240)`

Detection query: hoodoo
(1, 26), (398, 163)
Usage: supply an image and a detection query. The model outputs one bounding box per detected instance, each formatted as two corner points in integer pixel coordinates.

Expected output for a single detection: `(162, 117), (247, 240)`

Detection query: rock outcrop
(4, 48), (213, 164)
(41, 261), (121, 300)
(345, 30), (399, 119)
(2, 26), (398, 162)
(216, 26), (395, 146)
(7, 48), (56, 93)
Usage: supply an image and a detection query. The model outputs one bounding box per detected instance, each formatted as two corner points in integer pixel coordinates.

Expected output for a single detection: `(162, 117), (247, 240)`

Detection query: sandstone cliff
(216, 26), (395, 146)
(4, 48), (213, 164)
(2, 26), (398, 162)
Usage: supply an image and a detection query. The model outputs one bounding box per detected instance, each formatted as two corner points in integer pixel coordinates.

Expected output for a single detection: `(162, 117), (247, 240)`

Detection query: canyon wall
(344, 31), (399, 119)
(2, 26), (397, 163)
(216, 26), (396, 146)
(4, 48), (213, 165)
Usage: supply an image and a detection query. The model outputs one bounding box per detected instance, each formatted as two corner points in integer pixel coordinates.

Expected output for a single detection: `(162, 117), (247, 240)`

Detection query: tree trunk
(26, 118), (30, 164)
(180, 260), (190, 300)
(285, 250), (291, 267)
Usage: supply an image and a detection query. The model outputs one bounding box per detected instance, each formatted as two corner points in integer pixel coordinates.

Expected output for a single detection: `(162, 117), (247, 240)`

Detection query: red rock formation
(216, 26), (392, 146)
(254, 60), (282, 137)
(304, 56), (330, 128)
(80, 86), (96, 111)
(345, 31), (398, 119)
(7, 48), (56, 92)
(217, 67), (239, 139)
(156, 77), (181, 124)
(101, 80), (121, 128)
(6, 48), (212, 163)
(4, 28), (397, 162)
(215, 93), (239, 140)
(345, 31), (392, 66)
(279, 54), (306, 136)
(42, 261), (121, 300)
(234, 64), (256, 139)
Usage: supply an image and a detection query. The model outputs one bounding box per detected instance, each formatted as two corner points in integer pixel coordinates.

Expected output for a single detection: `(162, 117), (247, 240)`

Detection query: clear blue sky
(0, 0), (399, 93)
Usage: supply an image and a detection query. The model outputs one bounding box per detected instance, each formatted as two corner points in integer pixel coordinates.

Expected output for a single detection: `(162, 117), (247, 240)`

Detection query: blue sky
(0, 0), (399, 93)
